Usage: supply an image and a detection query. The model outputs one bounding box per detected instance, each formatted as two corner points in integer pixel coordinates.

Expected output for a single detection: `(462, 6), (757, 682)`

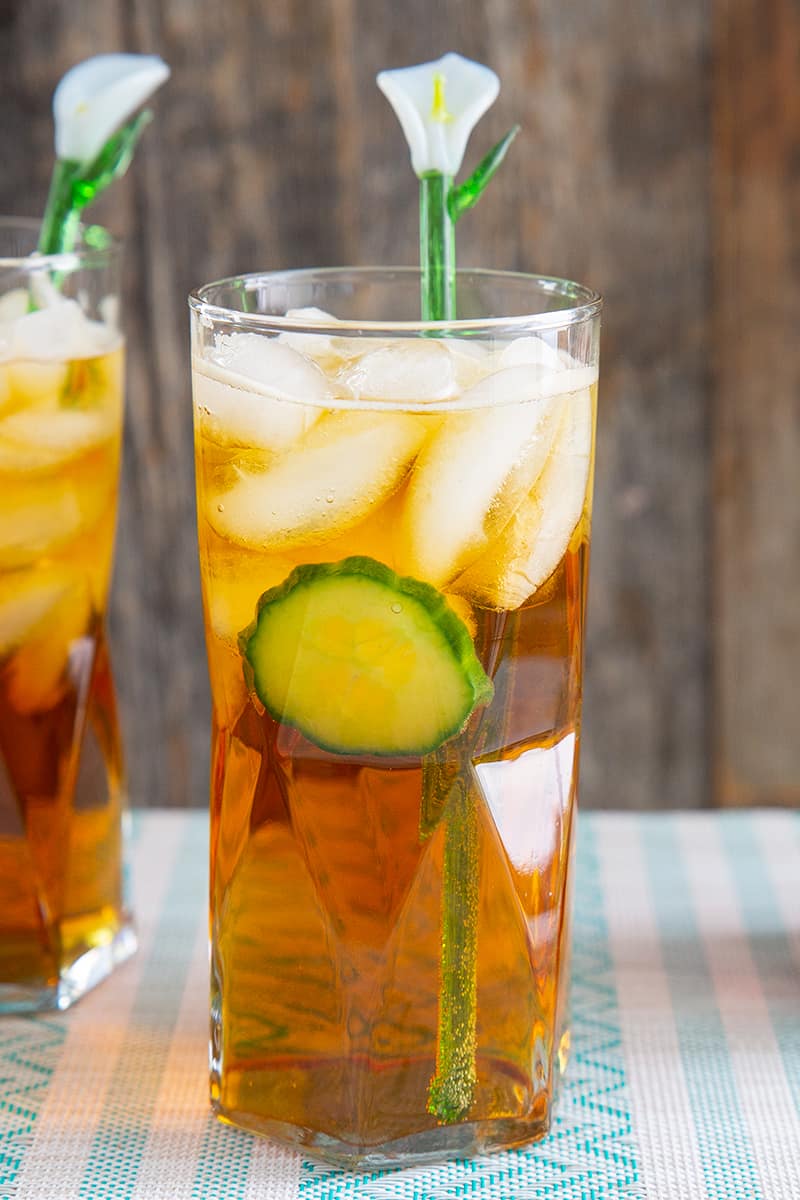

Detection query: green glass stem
(419, 169), (476, 1123)
(419, 172), (456, 321)
(427, 772), (480, 1122)
(38, 158), (81, 255)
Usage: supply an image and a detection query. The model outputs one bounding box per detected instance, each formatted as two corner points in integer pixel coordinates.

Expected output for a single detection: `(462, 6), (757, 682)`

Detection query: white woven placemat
(1, 810), (798, 1200)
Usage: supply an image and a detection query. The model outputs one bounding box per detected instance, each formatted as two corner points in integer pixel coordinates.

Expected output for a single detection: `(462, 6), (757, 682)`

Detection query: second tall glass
(0, 219), (134, 1012)
(190, 267), (600, 1167)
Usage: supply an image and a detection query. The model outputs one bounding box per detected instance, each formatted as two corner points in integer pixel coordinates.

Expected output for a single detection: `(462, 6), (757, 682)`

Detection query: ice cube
(193, 367), (321, 453)
(455, 386), (593, 608)
(0, 568), (76, 652)
(0, 406), (115, 473)
(0, 296), (117, 405)
(0, 567), (91, 714)
(11, 299), (89, 361)
(211, 331), (329, 401)
(499, 335), (565, 371)
(278, 307), (342, 363)
(447, 339), (495, 389)
(0, 289), (29, 323)
(0, 473), (111, 568)
(5, 359), (68, 407)
(195, 333), (327, 451)
(207, 409), (428, 550)
(339, 340), (458, 404)
(397, 366), (565, 586)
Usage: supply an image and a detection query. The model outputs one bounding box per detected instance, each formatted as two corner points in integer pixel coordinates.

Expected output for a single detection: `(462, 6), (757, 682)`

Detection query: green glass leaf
(71, 109), (153, 206)
(37, 111), (153, 256)
(447, 125), (520, 222)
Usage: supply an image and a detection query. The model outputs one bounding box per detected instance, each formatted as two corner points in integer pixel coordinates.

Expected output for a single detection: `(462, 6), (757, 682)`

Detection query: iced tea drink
(191, 268), (600, 1166)
(0, 221), (134, 1011)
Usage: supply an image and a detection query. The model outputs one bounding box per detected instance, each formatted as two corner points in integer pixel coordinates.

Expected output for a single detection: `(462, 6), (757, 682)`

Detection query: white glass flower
(377, 52), (499, 178)
(54, 53), (170, 166)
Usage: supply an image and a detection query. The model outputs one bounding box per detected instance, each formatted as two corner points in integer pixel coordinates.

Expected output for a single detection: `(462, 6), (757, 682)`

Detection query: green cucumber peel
(239, 557), (492, 759)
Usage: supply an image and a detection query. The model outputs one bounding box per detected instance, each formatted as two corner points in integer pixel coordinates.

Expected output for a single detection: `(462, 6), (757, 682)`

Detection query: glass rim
(189, 266), (603, 336)
(0, 215), (121, 271)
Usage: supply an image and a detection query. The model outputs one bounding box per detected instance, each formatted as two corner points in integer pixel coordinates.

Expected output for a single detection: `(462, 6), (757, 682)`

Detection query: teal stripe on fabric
(0, 1017), (66, 1195)
(642, 817), (763, 1200)
(297, 812), (641, 1199)
(719, 814), (800, 1118)
(76, 813), (207, 1200)
(190, 1111), (257, 1199)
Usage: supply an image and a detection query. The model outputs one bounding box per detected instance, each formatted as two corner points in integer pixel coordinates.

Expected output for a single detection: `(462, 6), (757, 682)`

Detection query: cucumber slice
(240, 556), (493, 756)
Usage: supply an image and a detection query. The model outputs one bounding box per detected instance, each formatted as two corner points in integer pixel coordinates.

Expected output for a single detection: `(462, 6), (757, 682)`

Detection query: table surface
(1, 810), (798, 1200)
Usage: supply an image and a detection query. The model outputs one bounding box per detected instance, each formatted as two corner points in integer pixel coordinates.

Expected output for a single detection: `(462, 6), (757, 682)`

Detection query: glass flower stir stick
(378, 52), (519, 1120)
(38, 53), (169, 255)
(378, 52), (518, 322)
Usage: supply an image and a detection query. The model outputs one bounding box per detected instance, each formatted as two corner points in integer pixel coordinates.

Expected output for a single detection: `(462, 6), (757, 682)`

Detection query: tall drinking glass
(0, 218), (135, 1012)
(190, 268), (600, 1167)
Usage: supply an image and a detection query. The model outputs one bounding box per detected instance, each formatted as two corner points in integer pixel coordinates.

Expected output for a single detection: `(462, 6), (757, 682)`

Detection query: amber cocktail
(0, 220), (134, 1012)
(191, 267), (600, 1166)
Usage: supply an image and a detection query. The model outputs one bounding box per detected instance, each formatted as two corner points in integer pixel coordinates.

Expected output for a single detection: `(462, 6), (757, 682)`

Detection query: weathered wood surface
(712, 0), (800, 807)
(0, 0), (796, 809)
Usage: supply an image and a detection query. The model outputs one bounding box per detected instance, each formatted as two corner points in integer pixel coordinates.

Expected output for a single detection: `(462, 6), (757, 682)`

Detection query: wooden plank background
(0, 0), (797, 810)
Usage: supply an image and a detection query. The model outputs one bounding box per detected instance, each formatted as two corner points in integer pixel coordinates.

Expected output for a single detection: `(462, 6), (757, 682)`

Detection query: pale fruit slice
(398, 366), (566, 587)
(339, 340), (458, 405)
(240, 556), (493, 756)
(0, 406), (115, 473)
(454, 387), (593, 608)
(194, 334), (327, 451)
(0, 568), (91, 714)
(207, 410), (429, 550)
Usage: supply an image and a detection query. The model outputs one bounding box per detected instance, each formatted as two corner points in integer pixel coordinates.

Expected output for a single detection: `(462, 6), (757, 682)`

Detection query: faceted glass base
(213, 1100), (550, 1170)
(211, 1049), (558, 1168)
(0, 919), (136, 1014)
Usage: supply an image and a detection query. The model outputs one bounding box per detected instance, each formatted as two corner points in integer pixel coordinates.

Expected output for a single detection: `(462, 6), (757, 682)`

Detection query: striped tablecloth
(1, 810), (798, 1200)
